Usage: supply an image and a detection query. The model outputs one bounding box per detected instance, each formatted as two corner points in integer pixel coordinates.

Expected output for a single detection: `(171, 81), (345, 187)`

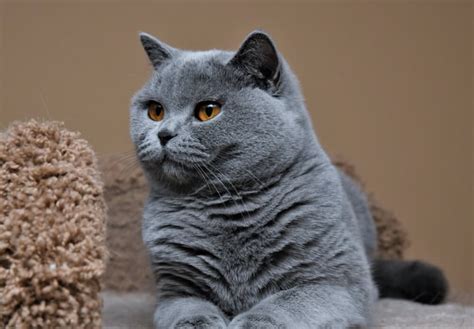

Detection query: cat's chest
(144, 189), (331, 314)
(149, 202), (287, 272)
(150, 215), (288, 313)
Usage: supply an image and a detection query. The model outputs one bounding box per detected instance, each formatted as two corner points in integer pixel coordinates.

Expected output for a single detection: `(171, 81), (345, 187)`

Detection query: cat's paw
(172, 314), (227, 329)
(228, 313), (287, 329)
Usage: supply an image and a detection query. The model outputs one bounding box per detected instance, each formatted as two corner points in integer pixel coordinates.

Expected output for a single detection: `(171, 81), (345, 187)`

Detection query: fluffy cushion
(0, 120), (107, 328)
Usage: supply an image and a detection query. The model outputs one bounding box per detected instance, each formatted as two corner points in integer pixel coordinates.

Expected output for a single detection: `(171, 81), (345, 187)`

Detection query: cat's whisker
(98, 155), (139, 177)
(196, 163), (221, 197)
(206, 162), (251, 219)
(137, 145), (158, 161)
(207, 162), (243, 198)
(190, 163), (212, 194)
(198, 163), (226, 207)
(201, 163), (233, 198)
(117, 162), (140, 177)
(201, 163), (248, 220)
(240, 167), (265, 188)
(114, 156), (138, 169)
(115, 157), (141, 177)
(97, 150), (137, 168)
(214, 153), (265, 189)
(38, 88), (52, 121)
(98, 149), (135, 157)
(114, 152), (139, 165)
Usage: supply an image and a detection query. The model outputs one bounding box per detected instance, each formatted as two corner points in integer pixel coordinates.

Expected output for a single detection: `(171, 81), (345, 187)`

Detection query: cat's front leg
(228, 284), (375, 329)
(154, 297), (228, 329)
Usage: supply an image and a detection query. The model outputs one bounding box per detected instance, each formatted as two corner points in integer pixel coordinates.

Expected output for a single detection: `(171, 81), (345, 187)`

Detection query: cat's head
(130, 31), (314, 193)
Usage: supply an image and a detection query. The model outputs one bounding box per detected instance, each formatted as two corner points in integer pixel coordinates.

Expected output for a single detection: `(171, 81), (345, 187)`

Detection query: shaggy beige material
(0, 120), (107, 328)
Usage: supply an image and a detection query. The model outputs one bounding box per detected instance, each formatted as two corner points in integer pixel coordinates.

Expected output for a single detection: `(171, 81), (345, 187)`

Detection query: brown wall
(1, 1), (472, 294)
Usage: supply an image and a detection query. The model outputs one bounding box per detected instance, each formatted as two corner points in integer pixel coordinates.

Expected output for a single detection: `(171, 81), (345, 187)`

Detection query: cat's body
(143, 157), (376, 322)
(131, 31), (447, 328)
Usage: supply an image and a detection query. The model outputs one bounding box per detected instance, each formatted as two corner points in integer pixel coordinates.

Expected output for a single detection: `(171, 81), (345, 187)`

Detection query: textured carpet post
(333, 159), (409, 259)
(0, 120), (107, 328)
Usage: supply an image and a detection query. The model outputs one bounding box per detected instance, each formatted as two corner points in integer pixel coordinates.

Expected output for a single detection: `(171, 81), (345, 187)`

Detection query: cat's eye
(195, 101), (221, 122)
(147, 101), (164, 121)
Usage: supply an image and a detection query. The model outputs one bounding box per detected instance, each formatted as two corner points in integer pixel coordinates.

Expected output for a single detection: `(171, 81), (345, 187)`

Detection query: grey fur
(130, 31), (378, 328)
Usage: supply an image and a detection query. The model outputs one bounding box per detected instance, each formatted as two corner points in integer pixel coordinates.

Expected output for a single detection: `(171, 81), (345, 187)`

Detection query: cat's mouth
(158, 153), (203, 185)
(162, 153), (182, 166)
(161, 153), (195, 171)
(162, 148), (212, 169)
(142, 147), (213, 183)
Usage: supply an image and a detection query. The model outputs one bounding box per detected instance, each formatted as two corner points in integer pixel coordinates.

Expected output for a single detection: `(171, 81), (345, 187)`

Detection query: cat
(129, 30), (448, 329)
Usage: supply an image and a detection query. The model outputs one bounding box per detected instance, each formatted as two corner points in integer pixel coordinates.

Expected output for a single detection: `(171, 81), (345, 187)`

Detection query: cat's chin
(161, 158), (187, 176)
(154, 156), (197, 187)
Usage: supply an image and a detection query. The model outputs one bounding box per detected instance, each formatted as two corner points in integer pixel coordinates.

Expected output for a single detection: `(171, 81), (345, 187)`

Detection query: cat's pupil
(205, 106), (213, 117)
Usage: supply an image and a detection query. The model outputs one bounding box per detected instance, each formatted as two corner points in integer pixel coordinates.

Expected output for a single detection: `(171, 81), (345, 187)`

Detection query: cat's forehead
(163, 50), (232, 79)
(179, 49), (232, 64)
(147, 50), (236, 103)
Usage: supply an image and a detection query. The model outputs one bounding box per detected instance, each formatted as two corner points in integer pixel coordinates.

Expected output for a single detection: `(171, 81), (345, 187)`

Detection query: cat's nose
(158, 131), (177, 146)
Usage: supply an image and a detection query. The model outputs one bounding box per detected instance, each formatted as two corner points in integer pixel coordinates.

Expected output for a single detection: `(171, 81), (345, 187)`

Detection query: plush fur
(130, 31), (447, 328)
(99, 155), (410, 294)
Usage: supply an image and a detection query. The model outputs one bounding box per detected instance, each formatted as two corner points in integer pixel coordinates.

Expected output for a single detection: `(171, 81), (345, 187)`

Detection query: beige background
(1, 1), (472, 294)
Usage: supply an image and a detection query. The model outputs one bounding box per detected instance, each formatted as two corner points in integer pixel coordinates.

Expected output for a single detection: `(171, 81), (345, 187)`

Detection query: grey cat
(130, 31), (447, 329)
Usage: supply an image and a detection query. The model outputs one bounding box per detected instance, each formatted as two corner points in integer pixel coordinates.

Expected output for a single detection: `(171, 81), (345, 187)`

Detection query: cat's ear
(229, 31), (280, 85)
(139, 32), (175, 69)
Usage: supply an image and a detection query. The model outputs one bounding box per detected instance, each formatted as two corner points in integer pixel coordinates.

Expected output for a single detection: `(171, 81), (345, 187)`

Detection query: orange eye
(147, 101), (164, 121)
(195, 101), (221, 122)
